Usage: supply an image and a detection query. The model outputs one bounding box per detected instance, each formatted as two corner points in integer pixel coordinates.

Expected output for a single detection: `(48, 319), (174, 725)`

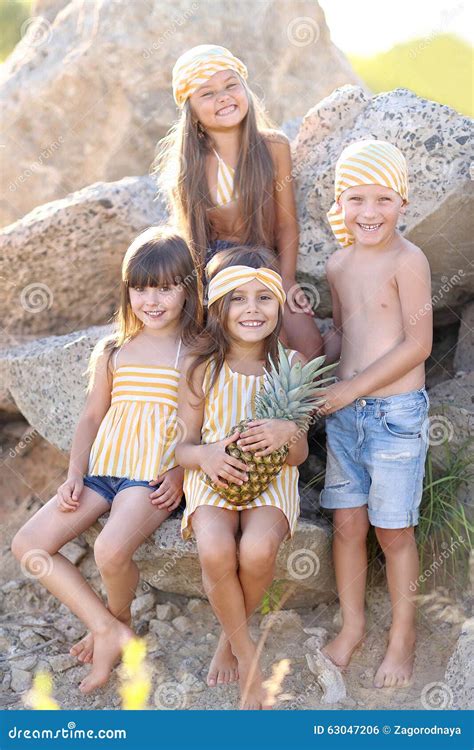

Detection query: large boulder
(83, 516), (335, 608)
(0, 0), (362, 226)
(0, 176), (165, 340)
(2, 326), (107, 450)
(444, 618), (474, 710)
(294, 86), (474, 317)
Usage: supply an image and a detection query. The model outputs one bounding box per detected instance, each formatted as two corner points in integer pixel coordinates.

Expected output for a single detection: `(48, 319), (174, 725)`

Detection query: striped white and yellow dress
(182, 350), (301, 540)
(88, 341), (182, 481)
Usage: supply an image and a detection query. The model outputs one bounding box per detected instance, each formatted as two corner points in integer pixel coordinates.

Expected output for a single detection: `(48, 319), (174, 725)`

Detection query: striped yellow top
(212, 148), (238, 207)
(88, 342), (182, 481)
(181, 350), (301, 540)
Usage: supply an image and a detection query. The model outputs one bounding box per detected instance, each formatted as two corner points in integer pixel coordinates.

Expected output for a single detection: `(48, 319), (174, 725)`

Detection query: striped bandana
(327, 139), (409, 248)
(207, 265), (286, 308)
(172, 44), (248, 109)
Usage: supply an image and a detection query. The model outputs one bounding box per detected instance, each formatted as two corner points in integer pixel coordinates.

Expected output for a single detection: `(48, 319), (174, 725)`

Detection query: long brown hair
(187, 245), (282, 399)
(154, 74), (278, 270)
(87, 226), (203, 389)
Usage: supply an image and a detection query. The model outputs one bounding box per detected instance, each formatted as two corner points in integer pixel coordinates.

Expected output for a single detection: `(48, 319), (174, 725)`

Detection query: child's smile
(226, 279), (279, 342)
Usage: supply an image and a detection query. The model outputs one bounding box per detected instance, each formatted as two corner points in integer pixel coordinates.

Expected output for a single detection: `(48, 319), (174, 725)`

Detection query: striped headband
(172, 44), (248, 109)
(327, 139), (409, 248)
(207, 266), (286, 308)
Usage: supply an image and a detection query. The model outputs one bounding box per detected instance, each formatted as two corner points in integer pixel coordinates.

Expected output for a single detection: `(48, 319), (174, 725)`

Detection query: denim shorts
(83, 475), (152, 504)
(320, 388), (430, 528)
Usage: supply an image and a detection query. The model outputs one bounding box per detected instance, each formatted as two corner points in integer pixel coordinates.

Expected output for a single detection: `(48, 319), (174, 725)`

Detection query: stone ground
(0, 423), (469, 711)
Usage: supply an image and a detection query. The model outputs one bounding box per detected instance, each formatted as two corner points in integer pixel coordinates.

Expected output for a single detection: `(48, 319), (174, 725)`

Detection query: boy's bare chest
(336, 266), (399, 316)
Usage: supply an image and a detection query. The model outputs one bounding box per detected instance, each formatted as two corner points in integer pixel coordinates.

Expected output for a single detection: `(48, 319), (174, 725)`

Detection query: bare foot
(79, 621), (134, 694)
(71, 609), (131, 665)
(207, 632), (239, 687)
(70, 632), (94, 664)
(374, 629), (415, 688)
(322, 624), (365, 668)
(237, 643), (271, 710)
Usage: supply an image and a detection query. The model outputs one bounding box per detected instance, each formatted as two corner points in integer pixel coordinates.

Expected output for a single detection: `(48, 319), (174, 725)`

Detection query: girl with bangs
(12, 227), (202, 694)
(176, 246), (310, 710)
(155, 44), (323, 360)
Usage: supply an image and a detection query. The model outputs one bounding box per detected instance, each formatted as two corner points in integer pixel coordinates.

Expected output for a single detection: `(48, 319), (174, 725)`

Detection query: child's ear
(399, 199), (408, 215)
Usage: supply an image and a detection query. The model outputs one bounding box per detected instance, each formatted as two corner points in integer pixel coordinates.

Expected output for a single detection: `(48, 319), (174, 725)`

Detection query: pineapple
(204, 341), (337, 505)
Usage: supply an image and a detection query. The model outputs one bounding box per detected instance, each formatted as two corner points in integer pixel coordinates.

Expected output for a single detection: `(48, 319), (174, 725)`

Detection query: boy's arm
(338, 249), (433, 403)
(323, 254), (343, 365)
(285, 352), (310, 466)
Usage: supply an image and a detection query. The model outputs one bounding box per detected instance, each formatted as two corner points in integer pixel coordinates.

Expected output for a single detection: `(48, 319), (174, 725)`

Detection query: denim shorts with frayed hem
(83, 475), (152, 505)
(320, 387), (430, 529)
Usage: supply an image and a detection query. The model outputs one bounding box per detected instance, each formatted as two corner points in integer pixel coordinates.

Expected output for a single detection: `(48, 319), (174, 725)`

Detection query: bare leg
(323, 507), (369, 667)
(236, 506), (289, 709)
(11, 491), (133, 692)
(374, 526), (418, 688)
(191, 508), (240, 688)
(282, 305), (323, 360)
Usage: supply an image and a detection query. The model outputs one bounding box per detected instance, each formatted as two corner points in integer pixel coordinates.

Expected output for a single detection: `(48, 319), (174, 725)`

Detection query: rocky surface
(0, 0), (362, 226)
(444, 618), (474, 710)
(293, 86), (473, 317)
(0, 177), (165, 340)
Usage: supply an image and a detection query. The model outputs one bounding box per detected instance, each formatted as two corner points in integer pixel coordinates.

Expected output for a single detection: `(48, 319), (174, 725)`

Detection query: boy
(319, 140), (433, 688)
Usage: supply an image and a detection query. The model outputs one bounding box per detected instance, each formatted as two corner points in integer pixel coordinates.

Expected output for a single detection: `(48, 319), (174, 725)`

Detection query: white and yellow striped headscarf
(207, 265), (286, 308)
(327, 139), (409, 248)
(172, 44), (248, 109)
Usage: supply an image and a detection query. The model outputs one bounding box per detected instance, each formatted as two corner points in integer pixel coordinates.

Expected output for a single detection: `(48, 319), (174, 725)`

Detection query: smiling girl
(155, 44), (323, 360)
(12, 227), (202, 694)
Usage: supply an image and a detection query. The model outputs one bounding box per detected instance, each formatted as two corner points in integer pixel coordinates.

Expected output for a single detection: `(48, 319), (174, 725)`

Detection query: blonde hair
(154, 74), (280, 270)
(87, 227), (203, 389)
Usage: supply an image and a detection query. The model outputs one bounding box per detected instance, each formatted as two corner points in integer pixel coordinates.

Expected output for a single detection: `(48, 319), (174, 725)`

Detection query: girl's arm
(269, 134), (299, 282)
(67, 349), (113, 480)
(175, 357), (207, 470)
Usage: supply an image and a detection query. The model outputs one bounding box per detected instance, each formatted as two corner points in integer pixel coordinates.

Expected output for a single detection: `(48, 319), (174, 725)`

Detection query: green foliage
(260, 579), (286, 615)
(0, 0), (33, 61)
(350, 33), (473, 117)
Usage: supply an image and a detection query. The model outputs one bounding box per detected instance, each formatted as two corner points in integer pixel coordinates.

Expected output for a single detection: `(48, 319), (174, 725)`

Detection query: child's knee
(198, 538), (237, 574)
(333, 508), (369, 541)
(375, 526), (415, 552)
(239, 535), (278, 573)
(94, 533), (130, 573)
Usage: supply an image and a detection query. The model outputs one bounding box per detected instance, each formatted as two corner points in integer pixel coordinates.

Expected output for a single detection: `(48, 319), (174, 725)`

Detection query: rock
(47, 654), (77, 673)
(260, 610), (303, 631)
(153, 680), (187, 710)
(60, 541), (87, 566)
(180, 672), (205, 693)
(177, 656), (202, 676)
(18, 629), (46, 649)
(13, 656), (38, 671)
(303, 627), (328, 649)
(130, 592), (156, 619)
(332, 609), (343, 628)
(172, 616), (194, 635)
(444, 618), (474, 710)
(82, 516), (335, 608)
(187, 599), (212, 618)
(0, 176), (165, 340)
(155, 603), (180, 621)
(453, 301), (474, 373)
(306, 650), (347, 704)
(10, 667), (32, 692)
(0, 0), (361, 227)
(294, 86), (473, 317)
(148, 620), (175, 640)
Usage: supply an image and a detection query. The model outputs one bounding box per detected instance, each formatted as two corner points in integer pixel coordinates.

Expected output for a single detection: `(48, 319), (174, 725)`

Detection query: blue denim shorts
(320, 388), (430, 528)
(83, 475), (152, 504)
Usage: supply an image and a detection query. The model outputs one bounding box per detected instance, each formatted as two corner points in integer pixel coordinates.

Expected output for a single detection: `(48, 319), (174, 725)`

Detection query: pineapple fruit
(204, 341), (336, 505)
